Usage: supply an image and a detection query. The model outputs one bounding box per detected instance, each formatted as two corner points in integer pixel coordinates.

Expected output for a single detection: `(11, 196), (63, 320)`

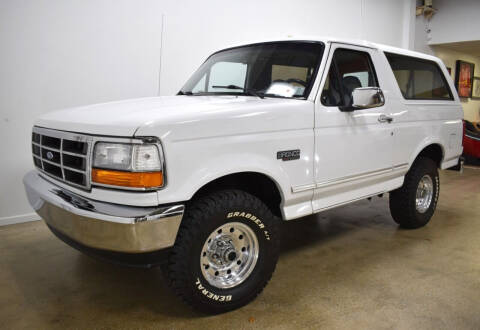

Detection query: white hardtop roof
(221, 35), (440, 63)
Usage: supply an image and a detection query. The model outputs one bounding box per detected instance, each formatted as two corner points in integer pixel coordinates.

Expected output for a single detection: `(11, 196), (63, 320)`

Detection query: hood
(35, 95), (301, 136)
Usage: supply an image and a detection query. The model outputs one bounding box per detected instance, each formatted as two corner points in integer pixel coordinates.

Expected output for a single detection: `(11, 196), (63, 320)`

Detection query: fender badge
(277, 149), (300, 161)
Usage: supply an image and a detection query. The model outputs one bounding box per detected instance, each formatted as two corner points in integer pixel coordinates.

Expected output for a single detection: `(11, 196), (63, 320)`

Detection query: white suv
(24, 37), (463, 313)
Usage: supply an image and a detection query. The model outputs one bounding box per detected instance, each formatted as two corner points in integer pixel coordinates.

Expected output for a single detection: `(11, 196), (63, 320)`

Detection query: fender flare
(407, 138), (445, 170)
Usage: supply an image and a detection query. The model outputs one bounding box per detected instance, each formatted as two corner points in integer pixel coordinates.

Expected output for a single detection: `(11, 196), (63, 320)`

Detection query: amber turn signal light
(92, 168), (163, 188)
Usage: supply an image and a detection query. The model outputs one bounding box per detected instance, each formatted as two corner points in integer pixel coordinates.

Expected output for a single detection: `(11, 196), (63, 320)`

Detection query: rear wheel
(389, 157), (440, 229)
(164, 190), (280, 314)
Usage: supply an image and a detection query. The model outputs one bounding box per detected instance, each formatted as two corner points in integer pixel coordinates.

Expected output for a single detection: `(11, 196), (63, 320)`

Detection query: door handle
(378, 114), (393, 123)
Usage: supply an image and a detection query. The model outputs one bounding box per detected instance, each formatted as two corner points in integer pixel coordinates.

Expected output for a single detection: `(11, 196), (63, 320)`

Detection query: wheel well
(416, 144), (443, 167)
(191, 172), (283, 217)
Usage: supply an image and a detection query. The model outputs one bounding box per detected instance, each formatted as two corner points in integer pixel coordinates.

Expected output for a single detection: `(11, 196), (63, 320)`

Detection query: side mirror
(340, 87), (385, 112)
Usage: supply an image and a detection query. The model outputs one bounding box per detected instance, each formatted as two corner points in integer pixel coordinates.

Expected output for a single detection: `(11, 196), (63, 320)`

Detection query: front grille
(32, 127), (92, 190)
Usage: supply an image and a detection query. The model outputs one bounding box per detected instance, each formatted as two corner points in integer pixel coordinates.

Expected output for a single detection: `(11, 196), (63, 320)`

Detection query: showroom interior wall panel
(0, 0), (164, 224)
(158, 0), (410, 96)
(434, 47), (480, 122)
(0, 0), (412, 225)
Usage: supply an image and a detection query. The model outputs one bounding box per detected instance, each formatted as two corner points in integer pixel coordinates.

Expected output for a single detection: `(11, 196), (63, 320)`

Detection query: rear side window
(385, 53), (453, 100)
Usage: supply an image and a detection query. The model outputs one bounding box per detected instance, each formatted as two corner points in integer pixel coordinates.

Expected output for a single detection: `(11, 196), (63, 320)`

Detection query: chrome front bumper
(23, 170), (184, 253)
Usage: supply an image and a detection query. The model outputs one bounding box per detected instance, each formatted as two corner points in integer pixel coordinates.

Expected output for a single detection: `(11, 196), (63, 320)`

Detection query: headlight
(92, 142), (164, 189)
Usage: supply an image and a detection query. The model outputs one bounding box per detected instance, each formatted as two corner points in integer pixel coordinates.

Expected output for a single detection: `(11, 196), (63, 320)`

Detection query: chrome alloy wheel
(200, 222), (259, 289)
(416, 175), (434, 213)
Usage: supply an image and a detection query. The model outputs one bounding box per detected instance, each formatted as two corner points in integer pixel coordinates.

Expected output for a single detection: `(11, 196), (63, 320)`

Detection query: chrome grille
(32, 127), (92, 190)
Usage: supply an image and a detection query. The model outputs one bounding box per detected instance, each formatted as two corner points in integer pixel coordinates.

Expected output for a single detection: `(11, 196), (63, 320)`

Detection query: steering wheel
(286, 78), (307, 87)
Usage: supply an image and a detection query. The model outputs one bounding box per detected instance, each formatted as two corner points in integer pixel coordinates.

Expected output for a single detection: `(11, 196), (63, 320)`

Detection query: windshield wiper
(178, 90), (194, 95)
(212, 85), (265, 99)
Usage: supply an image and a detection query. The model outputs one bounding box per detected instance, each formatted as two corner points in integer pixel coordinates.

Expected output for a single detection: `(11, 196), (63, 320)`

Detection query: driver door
(312, 43), (394, 211)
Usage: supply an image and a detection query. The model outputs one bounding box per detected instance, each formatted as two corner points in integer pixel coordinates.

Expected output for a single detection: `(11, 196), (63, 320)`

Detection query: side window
(207, 62), (247, 92)
(385, 53), (453, 100)
(322, 48), (378, 106)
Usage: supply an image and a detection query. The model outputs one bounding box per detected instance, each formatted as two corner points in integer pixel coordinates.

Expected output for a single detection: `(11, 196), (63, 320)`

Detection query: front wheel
(164, 190), (280, 314)
(389, 157), (440, 229)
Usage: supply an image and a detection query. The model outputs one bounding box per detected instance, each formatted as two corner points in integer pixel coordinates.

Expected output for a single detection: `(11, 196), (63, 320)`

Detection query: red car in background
(463, 120), (480, 160)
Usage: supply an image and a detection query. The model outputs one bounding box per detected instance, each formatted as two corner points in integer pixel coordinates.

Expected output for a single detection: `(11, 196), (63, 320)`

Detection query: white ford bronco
(24, 37), (463, 313)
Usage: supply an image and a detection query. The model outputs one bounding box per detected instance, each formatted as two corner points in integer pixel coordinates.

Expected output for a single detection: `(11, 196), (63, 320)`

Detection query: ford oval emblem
(46, 151), (54, 160)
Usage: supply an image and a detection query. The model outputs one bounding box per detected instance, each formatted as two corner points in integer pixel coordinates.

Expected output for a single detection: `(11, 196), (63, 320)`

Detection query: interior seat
(342, 76), (362, 106)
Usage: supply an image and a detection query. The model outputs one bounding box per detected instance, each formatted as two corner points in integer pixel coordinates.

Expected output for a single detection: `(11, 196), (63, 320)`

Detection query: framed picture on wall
(472, 77), (480, 99)
(455, 60), (475, 98)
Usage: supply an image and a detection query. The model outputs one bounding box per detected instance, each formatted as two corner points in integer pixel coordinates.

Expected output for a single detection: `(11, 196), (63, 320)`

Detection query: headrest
(342, 76), (362, 91)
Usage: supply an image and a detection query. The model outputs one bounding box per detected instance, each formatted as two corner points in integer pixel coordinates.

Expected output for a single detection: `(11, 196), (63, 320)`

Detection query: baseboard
(0, 213), (40, 226)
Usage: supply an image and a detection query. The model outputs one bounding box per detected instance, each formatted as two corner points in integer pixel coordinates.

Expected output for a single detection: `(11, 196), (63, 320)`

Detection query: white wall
(427, 0), (480, 45)
(159, 0), (409, 95)
(0, 0), (164, 225)
(414, 14), (434, 55)
(0, 0), (412, 225)
(415, 0), (480, 53)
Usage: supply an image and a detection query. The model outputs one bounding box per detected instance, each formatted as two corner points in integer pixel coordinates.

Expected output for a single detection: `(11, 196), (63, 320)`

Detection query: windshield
(180, 41), (324, 99)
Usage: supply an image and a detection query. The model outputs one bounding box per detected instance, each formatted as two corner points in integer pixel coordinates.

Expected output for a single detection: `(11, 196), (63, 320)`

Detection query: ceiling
(433, 40), (480, 55)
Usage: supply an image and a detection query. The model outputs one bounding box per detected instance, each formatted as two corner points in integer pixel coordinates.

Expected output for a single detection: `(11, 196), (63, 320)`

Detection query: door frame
(311, 42), (403, 212)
